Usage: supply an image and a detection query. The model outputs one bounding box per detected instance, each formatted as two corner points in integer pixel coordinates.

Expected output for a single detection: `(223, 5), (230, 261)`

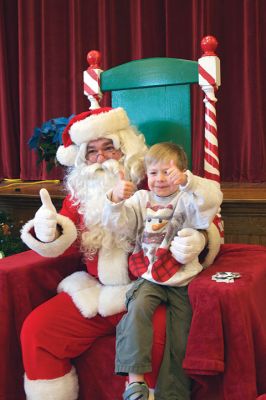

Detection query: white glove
(170, 228), (206, 264)
(34, 188), (57, 242)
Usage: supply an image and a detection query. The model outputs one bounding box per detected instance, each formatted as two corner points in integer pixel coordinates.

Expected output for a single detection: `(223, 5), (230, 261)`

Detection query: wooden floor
(1, 179), (266, 245)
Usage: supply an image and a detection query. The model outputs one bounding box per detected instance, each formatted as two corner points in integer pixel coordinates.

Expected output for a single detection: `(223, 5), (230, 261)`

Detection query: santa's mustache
(80, 159), (123, 178)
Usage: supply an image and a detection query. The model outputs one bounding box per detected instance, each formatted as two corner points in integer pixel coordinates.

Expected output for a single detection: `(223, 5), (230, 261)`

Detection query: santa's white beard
(65, 159), (129, 257)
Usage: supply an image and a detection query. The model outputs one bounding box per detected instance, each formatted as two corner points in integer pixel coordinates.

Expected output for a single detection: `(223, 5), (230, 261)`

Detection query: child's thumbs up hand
(34, 189), (58, 242)
(167, 160), (187, 186)
(111, 169), (136, 203)
(118, 170), (126, 181)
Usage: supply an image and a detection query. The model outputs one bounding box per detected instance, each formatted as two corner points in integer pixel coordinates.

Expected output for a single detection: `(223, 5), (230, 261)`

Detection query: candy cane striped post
(198, 36), (221, 185)
(83, 50), (103, 109)
(198, 36), (224, 240)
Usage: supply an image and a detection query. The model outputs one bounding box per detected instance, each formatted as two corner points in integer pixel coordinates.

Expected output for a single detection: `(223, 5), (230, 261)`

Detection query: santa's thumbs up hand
(112, 169), (136, 203)
(34, 189), (58, 242)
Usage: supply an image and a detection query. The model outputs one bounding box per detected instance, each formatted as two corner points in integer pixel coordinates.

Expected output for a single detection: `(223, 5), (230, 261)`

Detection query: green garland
(0, 210), (27, 257)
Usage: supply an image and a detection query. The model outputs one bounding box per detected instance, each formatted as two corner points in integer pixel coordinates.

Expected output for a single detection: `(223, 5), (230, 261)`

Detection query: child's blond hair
(144, 142), (188, 171)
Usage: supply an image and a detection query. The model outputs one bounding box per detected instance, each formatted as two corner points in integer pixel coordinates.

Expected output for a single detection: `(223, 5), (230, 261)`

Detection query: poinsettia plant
(28, 115), (74, 172)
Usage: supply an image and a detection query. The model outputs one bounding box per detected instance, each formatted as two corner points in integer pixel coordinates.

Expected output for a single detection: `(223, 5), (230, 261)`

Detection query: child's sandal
(123, 382), (149, 400)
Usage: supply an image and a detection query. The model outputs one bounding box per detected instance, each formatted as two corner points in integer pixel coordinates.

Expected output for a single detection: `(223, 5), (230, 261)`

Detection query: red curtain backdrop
(0, 0), (265, 181)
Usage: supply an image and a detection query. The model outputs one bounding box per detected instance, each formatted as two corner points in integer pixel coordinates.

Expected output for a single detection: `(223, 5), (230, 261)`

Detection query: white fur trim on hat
(21, 215), (77, 257)
(70, 107), (130, 145)
(24, 367), (78, 400)
(56, 144), (79, 167)
(105, 133), (120, 149)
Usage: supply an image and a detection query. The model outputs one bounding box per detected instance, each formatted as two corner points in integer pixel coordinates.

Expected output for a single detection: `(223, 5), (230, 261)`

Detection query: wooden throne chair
(0, 36), (266, 400)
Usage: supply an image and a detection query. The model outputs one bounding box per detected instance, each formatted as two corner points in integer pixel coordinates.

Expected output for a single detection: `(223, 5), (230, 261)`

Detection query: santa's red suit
(21, 107), (221, 400)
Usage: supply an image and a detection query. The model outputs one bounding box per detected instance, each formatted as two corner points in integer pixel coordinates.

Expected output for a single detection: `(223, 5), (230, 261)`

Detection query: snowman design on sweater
(129, 200), (185, 283)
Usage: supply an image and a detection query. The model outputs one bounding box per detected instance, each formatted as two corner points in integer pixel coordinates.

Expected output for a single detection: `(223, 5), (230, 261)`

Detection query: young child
(102, 142), (223, 400)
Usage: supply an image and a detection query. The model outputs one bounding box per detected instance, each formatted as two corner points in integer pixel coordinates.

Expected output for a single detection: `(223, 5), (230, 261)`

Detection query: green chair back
(101, 58), (198, 167)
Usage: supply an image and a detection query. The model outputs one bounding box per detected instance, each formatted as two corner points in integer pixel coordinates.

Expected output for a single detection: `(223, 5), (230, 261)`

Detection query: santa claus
(20, 107), (221, 400)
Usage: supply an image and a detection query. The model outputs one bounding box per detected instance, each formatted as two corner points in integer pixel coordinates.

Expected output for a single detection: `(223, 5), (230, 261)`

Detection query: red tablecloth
(184, 244), (266, 400)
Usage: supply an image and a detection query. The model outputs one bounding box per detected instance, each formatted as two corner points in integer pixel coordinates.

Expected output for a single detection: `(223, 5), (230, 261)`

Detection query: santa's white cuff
(20, 214), (77, 257)
(202, 222), (221, 267)
(98, 283), (133, 317)
(58, 271), (102, 318)
(57, 271), (132, 318)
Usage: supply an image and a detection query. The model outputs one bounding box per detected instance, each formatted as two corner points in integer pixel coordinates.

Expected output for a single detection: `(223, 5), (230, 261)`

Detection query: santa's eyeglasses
(86, 144), (119, 162)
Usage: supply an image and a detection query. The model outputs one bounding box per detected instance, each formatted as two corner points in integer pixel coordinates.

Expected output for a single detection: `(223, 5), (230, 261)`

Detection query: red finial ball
(87, 50), (101, 68)
(201, 36), (218, 56)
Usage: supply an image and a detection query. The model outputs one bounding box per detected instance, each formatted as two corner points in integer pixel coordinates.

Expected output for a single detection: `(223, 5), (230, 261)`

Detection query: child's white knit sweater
(102, 170), (223, 286)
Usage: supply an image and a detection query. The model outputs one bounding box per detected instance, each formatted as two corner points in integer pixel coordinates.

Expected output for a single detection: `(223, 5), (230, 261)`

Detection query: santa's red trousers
(20, 292), (165, 387)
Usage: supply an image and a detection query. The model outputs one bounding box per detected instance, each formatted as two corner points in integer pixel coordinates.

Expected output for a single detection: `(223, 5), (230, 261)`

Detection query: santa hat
(56, 107), (132, 167)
